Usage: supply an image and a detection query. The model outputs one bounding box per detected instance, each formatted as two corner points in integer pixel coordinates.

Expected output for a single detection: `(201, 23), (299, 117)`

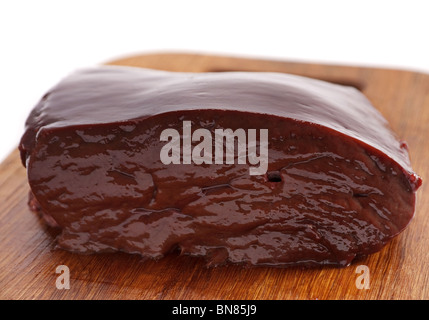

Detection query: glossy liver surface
(20, 66), (422, 267)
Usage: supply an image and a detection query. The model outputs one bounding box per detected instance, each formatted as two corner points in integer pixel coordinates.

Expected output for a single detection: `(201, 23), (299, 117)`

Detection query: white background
(1, 0), (428, 162)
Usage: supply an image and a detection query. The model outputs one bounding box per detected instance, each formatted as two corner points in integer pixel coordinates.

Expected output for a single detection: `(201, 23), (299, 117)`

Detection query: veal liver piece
(19, 66), (422, 267)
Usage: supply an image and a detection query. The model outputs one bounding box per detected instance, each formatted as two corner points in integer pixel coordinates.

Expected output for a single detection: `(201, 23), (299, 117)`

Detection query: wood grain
(0, 52), (427, 300)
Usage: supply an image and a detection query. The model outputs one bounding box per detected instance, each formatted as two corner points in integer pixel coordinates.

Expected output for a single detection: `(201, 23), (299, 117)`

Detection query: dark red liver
(19, 66), (422, 267)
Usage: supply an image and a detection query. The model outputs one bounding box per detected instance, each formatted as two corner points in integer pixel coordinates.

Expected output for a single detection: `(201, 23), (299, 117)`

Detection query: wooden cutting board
(0, 53), (427, 300)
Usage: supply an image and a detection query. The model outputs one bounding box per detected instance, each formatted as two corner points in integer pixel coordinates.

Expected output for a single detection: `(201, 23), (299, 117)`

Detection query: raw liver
(19, 66), (422, 267)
